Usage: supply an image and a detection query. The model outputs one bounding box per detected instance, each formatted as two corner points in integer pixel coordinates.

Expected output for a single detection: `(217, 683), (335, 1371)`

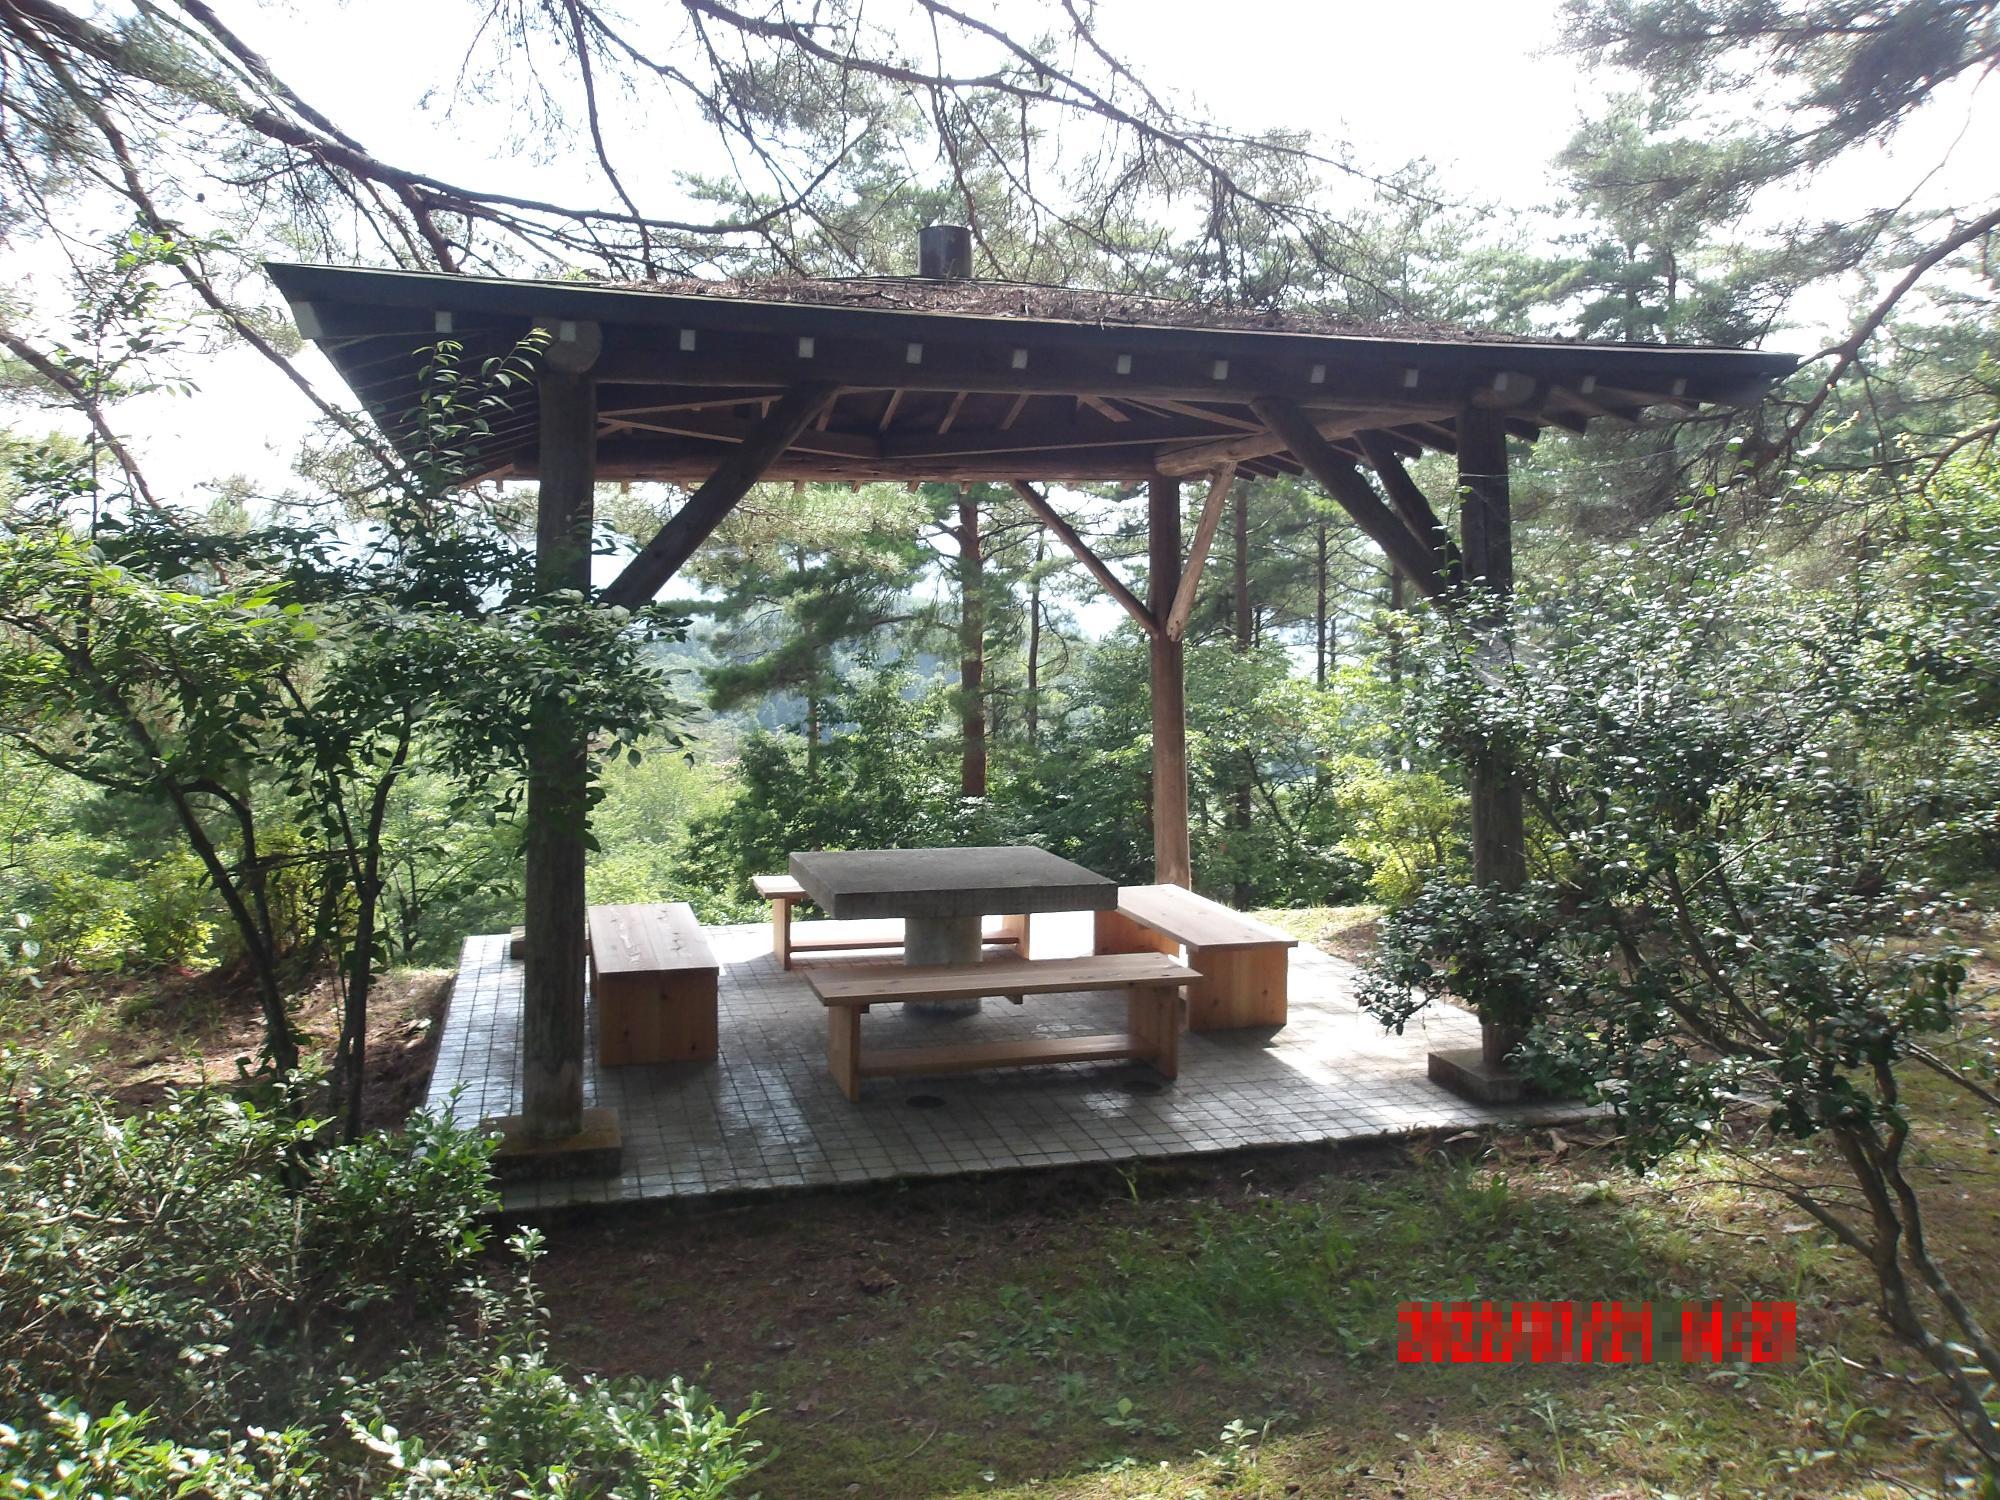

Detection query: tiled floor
(429, 915), (1580, 1211)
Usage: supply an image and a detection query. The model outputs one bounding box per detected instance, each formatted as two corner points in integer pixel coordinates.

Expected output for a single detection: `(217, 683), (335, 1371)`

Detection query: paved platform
(428, 917), (1580, 1211)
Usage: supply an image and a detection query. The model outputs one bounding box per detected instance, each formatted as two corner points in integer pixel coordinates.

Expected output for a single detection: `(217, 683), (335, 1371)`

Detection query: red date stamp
(1396, 1300), (1797, 1364)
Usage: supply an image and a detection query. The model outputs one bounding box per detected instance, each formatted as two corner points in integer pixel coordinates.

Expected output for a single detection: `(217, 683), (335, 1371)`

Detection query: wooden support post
(518, 336), (606, 1151)
(1148, 477), (1192, 888)
(770, 892), (795, 970)
(1456, 407), (1528, 1066)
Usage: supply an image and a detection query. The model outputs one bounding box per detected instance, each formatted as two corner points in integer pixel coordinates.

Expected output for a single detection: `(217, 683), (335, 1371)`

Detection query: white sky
(7, 0), (1995, 501)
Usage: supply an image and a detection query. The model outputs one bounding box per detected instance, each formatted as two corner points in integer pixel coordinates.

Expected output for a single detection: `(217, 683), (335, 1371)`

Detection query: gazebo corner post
(1147, 476), (1192, 888)
(1453, 406), (1530, 1071)
(497, 320), (622, 1175)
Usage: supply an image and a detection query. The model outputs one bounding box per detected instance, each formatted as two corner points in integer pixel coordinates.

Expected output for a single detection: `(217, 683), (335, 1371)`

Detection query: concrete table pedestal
(902, 913), (986, 1014)
(788, 846), (1118, 1023)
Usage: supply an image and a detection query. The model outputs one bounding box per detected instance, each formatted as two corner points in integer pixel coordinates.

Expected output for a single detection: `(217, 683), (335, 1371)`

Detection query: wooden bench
(752, 873), (1028, 968)
(806, 953), (1198, 1101)
(586, 902), (720, 1066)
(1092, 884), (1298, 1031)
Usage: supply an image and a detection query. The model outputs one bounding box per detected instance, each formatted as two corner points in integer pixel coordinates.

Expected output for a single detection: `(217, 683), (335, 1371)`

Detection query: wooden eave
(266, 262), (1799, 486)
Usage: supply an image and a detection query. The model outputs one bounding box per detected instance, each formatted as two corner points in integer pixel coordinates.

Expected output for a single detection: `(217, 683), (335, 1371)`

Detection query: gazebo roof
(266, 262), (1799, 486)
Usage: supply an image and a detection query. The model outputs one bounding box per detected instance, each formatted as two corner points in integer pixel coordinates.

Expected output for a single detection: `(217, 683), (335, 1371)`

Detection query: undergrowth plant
(1362, 514), (2000, 1480)
(0, 1059), (765, 1497)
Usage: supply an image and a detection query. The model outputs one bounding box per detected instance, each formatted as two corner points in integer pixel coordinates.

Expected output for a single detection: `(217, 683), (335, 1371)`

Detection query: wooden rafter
(599, 394), (784, 420)
(882, 410), (1245, 462)
(603, 410), (879, 460)
(1128, 395), (1265, 433)
(1155, 402), (1453, 476)
(600, 381), (839, 608)
(1009, 481), (1159, 640)
(1164, 465), (1239, 641)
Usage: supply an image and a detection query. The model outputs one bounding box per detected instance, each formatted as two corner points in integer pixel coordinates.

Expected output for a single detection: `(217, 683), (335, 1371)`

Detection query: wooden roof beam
(1251, 396), (1448, 600)
(1548, 384), (1643, 425)
(600, 381), (838, 608)
(1009, 481), (1159, 640)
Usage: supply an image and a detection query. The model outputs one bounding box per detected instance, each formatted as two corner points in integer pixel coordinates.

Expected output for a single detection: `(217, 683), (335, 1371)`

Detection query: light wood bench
(806, 953), (1198, 1101)
(586, 902), (720, 1066)
(1093, 884), (1298, 1030)
(752, 873), (1028, 968)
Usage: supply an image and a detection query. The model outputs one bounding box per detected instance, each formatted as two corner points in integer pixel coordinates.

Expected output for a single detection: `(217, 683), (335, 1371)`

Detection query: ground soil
(20, 960), (454, 1126)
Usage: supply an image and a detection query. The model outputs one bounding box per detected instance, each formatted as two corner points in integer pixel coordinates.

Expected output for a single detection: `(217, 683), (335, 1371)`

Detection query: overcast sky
(7, 0), (1995, 502)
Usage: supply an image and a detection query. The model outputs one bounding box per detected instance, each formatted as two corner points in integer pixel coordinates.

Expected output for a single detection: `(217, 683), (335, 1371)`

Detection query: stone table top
(788, 846), (1118, 921)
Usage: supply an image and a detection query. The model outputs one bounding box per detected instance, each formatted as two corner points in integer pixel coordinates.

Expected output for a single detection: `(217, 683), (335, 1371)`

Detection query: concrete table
(788, 846), (1118, 1016)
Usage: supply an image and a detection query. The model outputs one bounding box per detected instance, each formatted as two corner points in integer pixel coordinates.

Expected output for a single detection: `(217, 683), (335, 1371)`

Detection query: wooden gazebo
(267, 244), (1796, 1165)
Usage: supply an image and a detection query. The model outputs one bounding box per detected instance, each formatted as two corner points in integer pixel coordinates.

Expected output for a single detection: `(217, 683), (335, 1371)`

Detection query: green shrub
(0, 1064), (767, 1497)
(25, 855), (216, 974)
(1329, 755), (1466, 905)
(0, 1401), (321, 1498)
(0, 1059), (497, 1428)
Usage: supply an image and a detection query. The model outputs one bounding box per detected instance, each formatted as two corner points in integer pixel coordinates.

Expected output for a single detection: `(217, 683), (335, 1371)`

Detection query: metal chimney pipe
(918, 224), (973, 279)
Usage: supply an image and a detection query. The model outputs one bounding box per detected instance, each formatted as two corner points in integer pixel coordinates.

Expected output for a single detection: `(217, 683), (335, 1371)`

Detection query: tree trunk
(1387, 565), (1406, 687)
(1315, 512), (1330, 688)
(957, 493), (987, 799)
(521, 364), (595, 1143)
(1148, 478), (1191, 887)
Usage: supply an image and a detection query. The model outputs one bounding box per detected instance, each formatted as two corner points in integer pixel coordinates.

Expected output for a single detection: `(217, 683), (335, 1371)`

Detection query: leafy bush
(30, 854), (218, 973)
(1329, 755), (1465, 905)
(1360, 528), (2000, 1474)
(0, 1401), (320, 1498)
(0, 1063), (766, 1496)
(0, 1060), (495, 1429)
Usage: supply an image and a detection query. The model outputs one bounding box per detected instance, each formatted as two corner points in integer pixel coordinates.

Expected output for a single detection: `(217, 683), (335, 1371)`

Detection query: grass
(526, 1088), (1998, 1498)
(1250, 904), (1382, 964)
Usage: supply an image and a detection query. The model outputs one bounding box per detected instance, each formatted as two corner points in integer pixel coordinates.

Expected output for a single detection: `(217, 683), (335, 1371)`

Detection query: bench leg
(770, 897), (794, 969)
(1185, 945), (1289, 1030)
(1094, 907), (1176, 958)
(827, 1005), (862, 1101)
(1127, 982), (1180, 1080)
(992, 911), (1031, 959)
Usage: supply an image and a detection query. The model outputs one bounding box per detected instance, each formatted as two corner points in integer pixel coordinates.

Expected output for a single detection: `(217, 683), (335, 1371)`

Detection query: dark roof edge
(264, 262), (1801, 380)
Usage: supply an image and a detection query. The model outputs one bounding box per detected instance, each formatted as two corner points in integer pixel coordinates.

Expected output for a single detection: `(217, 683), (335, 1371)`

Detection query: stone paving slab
(427, 916), (1582, 1212)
